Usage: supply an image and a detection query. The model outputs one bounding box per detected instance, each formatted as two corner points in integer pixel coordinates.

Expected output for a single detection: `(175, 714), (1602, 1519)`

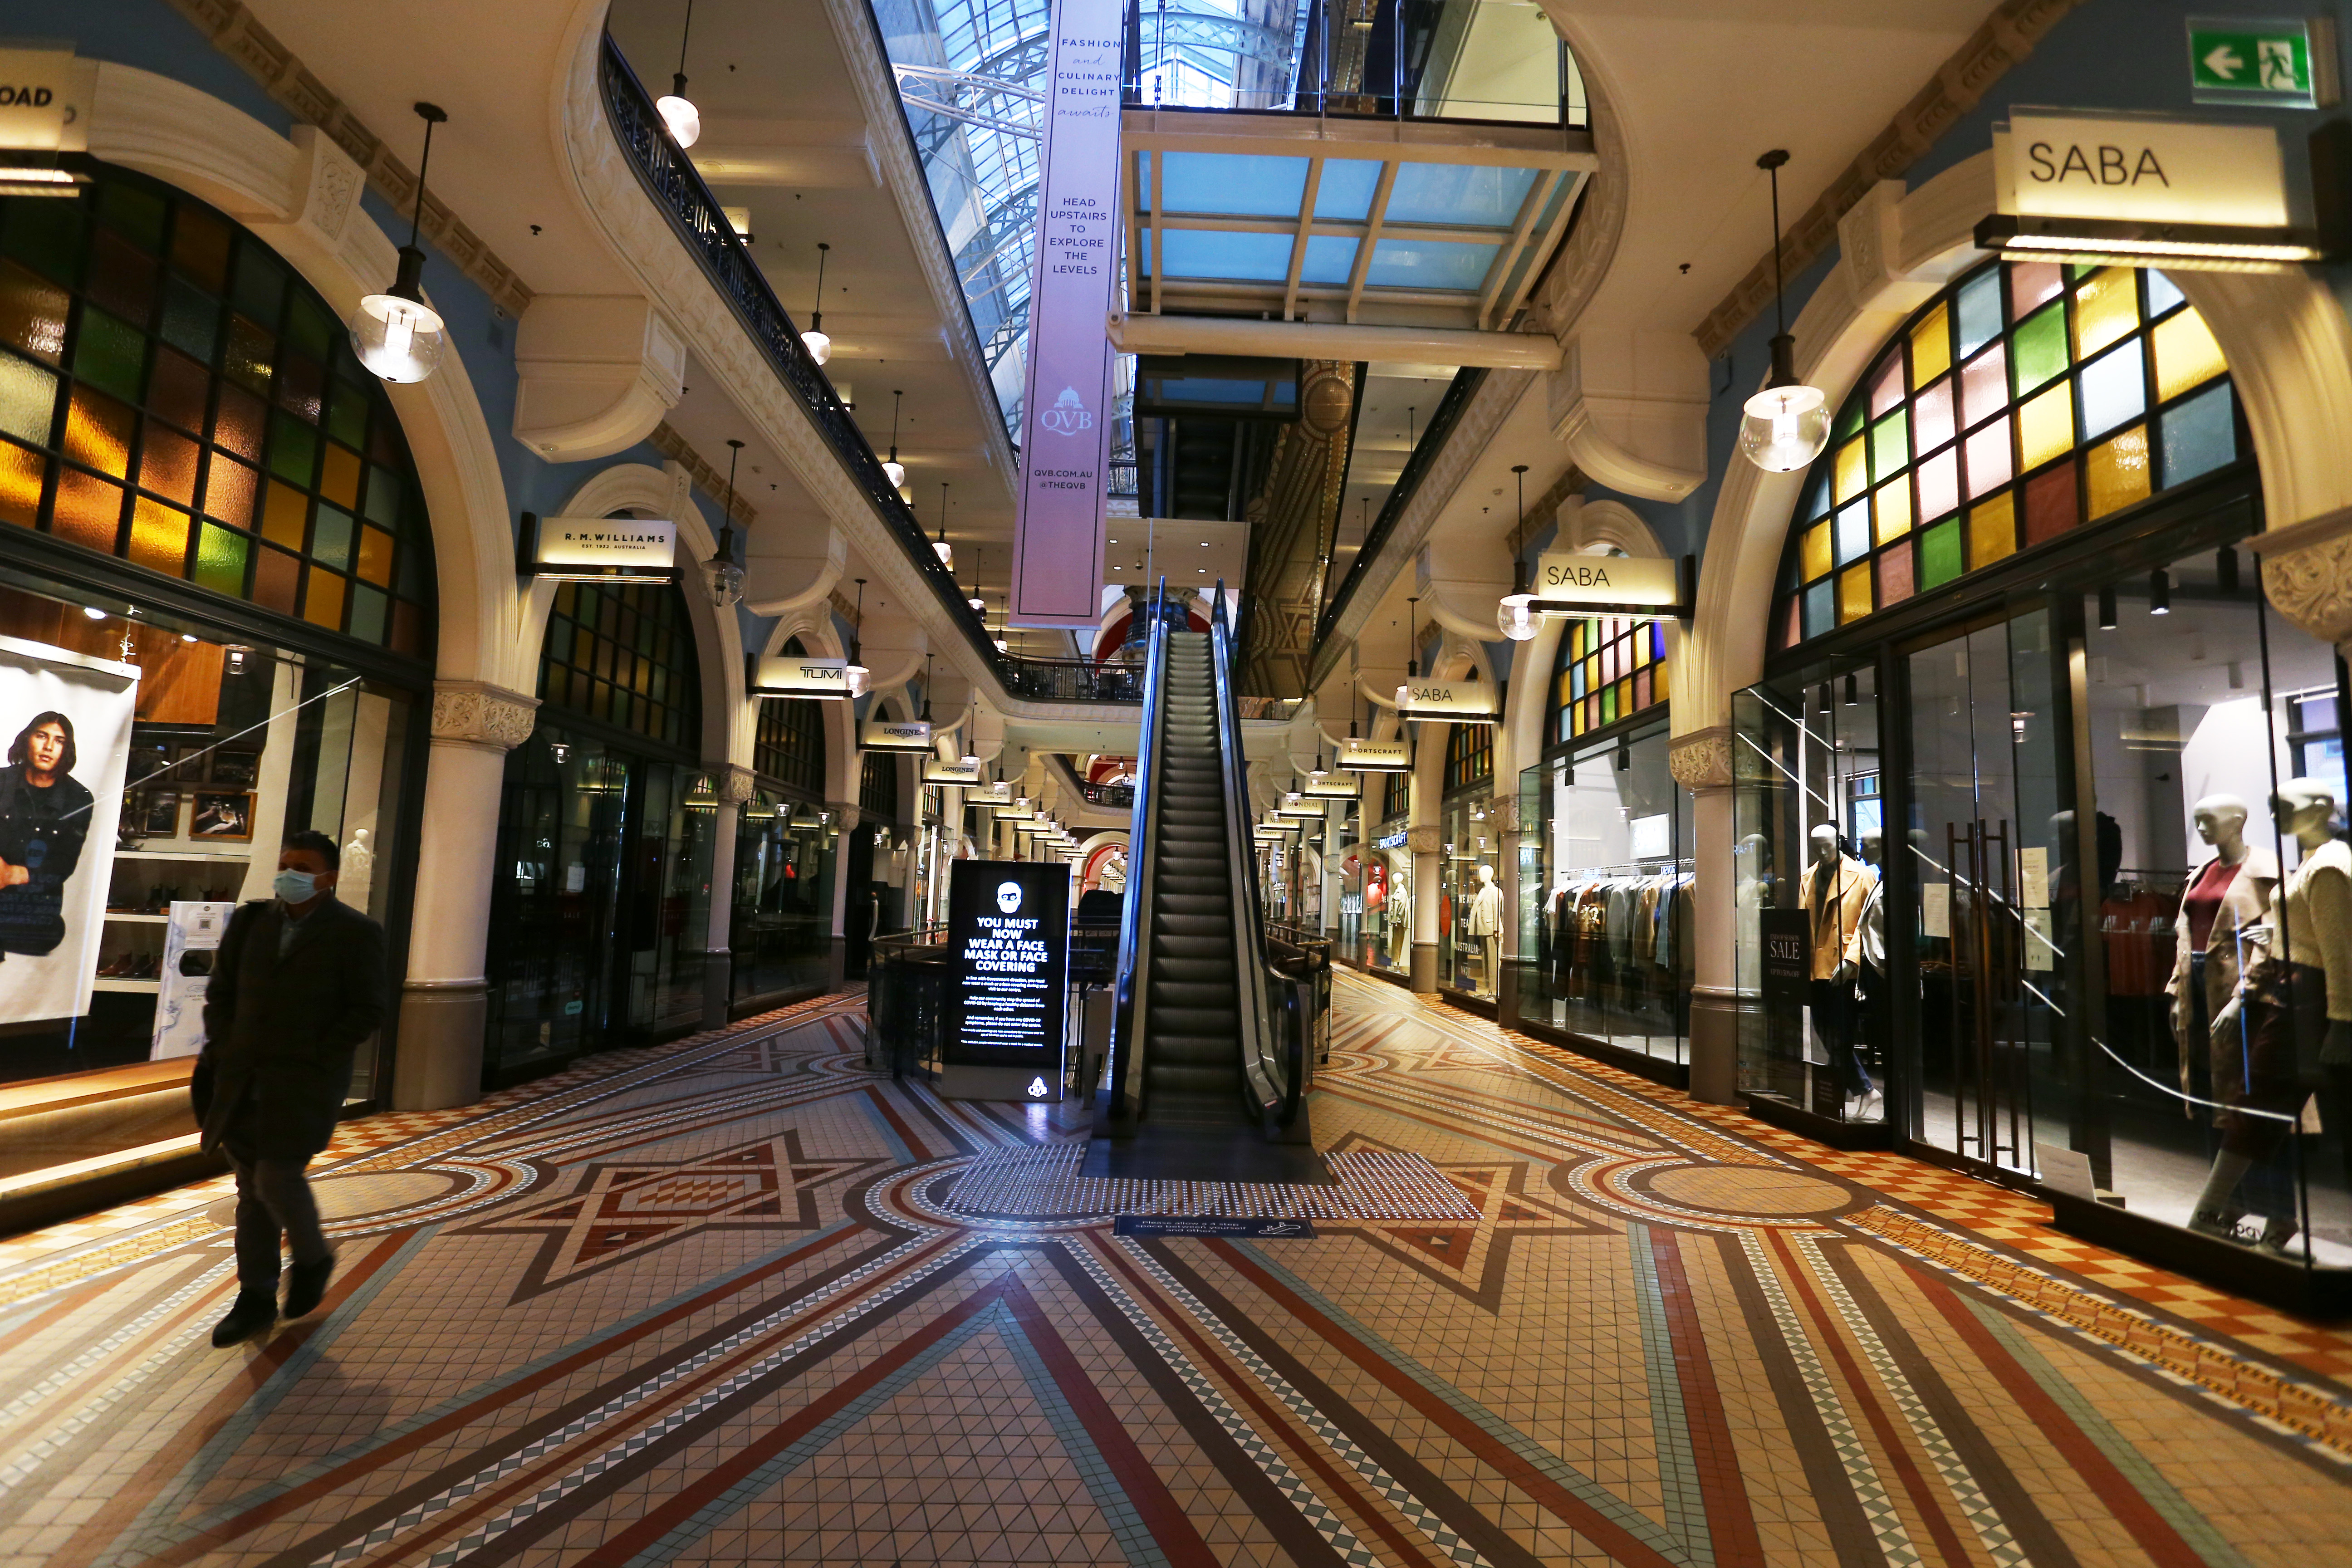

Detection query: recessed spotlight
(81, 605), (106, 620)
(1200, 540), (1209, 547)
(1198, 567), (1206, 573)
(180, 632), (197, 643)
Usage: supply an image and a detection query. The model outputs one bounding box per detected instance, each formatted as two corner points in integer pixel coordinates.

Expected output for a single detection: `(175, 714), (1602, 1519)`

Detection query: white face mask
(275, 868), (321, 903)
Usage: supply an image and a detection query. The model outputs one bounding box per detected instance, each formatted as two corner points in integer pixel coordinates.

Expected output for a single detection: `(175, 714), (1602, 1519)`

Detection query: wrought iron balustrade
(1080, 780), (1135, 808)
(999, 657), (1148, 705)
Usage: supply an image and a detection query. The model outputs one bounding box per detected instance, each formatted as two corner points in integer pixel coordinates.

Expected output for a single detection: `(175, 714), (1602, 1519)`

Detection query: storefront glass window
(731, 794), (834, 1007)
(1440, 784), (1500, 997)
(1732, 666), (1886, 1118)
(0, 167), (434, 658)
(1523, 720), (1694, 1061)
(0, 579), (416, 1098)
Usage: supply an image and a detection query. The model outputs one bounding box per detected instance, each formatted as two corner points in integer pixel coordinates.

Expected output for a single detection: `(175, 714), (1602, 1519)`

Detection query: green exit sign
(2188, 17), (2338, 107)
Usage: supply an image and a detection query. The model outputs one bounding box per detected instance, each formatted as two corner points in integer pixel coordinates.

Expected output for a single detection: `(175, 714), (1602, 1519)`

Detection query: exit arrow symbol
(2204, 43), (2244, 80)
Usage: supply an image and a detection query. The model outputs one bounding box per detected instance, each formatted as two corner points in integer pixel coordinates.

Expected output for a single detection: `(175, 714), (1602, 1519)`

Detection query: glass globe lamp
(656, 75), (701, 147)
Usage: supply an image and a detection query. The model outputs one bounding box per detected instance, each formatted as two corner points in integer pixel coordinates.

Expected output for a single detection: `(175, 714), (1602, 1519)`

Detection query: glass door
(1906, 607), (2074, 1176)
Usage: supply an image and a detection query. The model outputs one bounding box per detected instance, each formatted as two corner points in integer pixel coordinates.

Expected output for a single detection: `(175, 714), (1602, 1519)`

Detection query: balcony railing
(1000, 658), (1148, 705)
(601, 35), (998, 661)
(1080, 780), (1135, 808)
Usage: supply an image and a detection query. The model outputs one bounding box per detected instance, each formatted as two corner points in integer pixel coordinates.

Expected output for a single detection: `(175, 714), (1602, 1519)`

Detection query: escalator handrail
(1105, 579), (1171, 1124)
(1206, 583), (1288, 1126)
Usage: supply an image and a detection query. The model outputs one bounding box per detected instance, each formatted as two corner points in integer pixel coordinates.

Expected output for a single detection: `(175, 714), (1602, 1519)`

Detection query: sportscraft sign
(946, 859), (1069, 1093)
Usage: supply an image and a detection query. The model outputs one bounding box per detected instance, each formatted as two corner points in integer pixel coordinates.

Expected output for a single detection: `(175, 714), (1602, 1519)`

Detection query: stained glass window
(755, 637), (826, 797)
(1771, 261), (2240, 652)
(1443, 720), (1491, 793)
(538, 581), (700, 749)
(0, 164), (433, 657)
(1382, 769), (1410, 821)
(1553, 614), (1669, 742)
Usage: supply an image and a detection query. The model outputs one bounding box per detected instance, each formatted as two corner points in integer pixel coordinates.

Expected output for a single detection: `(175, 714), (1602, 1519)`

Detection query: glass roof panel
(1385, 163), (1538, 228)
(1161, 152), (1311, 217)
(1299, 235), (1360, 285)
(1161, 229), (1297, 283)
(1365, 238), (1499, 292)
(1313, 160), (1384, 222)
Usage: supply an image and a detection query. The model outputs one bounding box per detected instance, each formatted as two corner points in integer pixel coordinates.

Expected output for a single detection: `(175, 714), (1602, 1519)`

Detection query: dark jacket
(193, 895), (387, 1161)
(0, 763), (92, 956)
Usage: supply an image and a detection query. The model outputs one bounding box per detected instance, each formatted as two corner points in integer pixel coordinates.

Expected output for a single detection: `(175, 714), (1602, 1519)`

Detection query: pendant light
(1395, 595), (1419, 712)
(349, 103), (450, 384)
(1497, 462), (1538, 641)
(803, 242), (832, 366)
(1737, 149), (1832, 474)
(703, 438), (746, 609)
(2097, 582), (2117, 630)
(882, 388), (906, 488)
(934, 481), (952, 568)
(921, 654), (934, 724)
(655, 0), (702, 148)
(845, 577), (870, 696)
(2149, 567), (2171, 615)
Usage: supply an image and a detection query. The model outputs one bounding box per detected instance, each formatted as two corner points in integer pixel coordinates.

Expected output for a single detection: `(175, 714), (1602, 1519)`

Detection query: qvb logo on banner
(946, 859), (1069, 1078)
(1007, 0), (1123, 630)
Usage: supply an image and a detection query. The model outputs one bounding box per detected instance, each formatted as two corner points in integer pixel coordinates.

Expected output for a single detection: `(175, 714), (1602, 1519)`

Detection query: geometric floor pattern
(4, 971), (2351, 1566)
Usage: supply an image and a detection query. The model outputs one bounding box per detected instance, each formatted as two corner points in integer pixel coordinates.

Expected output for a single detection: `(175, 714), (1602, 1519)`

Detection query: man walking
(196, 829), (387, 1347)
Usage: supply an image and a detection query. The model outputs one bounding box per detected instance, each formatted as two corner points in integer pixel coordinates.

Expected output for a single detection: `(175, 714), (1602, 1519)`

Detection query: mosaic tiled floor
(3, 972), (2351, 1566)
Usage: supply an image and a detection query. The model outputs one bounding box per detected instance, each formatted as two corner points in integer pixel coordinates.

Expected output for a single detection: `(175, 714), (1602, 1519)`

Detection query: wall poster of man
(0, 636), (137, 1025)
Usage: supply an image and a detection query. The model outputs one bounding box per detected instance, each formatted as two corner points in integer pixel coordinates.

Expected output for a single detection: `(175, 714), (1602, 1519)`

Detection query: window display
(1521, 720), (1694, 1063)
(1439, 789), (1500, 997)
(731, 794), (834, 1006)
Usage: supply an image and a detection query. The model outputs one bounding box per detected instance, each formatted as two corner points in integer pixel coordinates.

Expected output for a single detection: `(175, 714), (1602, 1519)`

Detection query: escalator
(1093, 582), (1317, 1178)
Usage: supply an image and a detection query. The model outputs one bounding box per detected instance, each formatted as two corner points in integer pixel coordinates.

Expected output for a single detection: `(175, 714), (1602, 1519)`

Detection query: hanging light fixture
(2097, 582), (2117, 630)
(802, 242), (832, 366)
(1395, 595), (1419, 712)
(702, 438), (747, 610)
(882, 389), (906, 489)
(348, 103), (450, 384)
(934, 481), (952, 568)
(1497, 463), (1538, 641)
(1737, 150), (1832, 474)
(2217, 545), (2240, 595)
(655, 0), (701, 147)
(966, 569), (985, 612)
(2149, 566), (2171, 616)
(1843, 671), (1859, 707)
(921, 654), (935, 723)
(845, 577), (871, 696)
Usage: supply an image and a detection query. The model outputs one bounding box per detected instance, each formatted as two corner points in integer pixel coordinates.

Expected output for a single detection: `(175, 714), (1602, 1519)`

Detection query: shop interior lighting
(1737, 150), (1831, 473)
(1844, 673), (1858, 707)
(80, 605), (106, 621)
(2097, 583), (2117, 630)
(180, 632), (197, 643)
(703, 439), (746, 610)
(882, 389), (906, 489)
(802, 242), (832, 366)
(654, 0), (701, 147)
(1616, 739), (1632, 772)
(349, 103), (449, 384)
(1496, 464), (1538, 641)
(2217, 546), (2240, 595)
(844, 578), (870, 696)
(1974, 213), (2323, 272)
(934, 482), (952, 568)
(2149, 567), (2171, 616)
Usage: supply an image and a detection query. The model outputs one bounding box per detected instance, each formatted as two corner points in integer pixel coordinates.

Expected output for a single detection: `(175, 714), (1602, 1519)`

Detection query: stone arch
(760, 610), (861, 807)
(1681, 150), (2352, 742)
(86, 61), (516, 694)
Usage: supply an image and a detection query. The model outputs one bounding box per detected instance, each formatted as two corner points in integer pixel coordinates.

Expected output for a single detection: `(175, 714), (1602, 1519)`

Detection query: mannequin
(1850, 828), (1886, 1120)
(1468, 863), (1505, 996)
(1796, 823), (1872, 1112)
(2169, 796), (2276, 1111)
(2192, 779), (2352, 1249)
(1735, 832), (1771, 990)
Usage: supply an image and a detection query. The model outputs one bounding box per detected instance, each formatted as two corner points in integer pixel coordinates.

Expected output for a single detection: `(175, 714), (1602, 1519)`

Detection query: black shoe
(283, 1256), (335, 1320)
(210, 1289), (278, 1347)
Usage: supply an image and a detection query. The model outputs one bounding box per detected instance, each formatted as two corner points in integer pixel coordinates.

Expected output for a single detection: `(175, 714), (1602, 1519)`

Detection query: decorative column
(1669, 726), (1739, 1104)
(394, 680), (537, 1111)
(1407, 822), (1443, 993)
(702, 764), (755, 1029)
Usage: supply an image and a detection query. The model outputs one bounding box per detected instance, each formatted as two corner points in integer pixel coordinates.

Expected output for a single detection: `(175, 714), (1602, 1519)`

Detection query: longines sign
(923, 759), (985, 785)
(860, 719), (934, 754)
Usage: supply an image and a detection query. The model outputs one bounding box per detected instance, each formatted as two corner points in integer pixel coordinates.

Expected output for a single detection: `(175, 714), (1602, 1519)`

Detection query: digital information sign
(942, 859), (1069, 1101)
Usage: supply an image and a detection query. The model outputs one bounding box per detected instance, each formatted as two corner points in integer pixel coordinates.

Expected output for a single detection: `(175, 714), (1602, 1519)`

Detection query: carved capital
(1668, 725), (1735, 792)
(712, 764), (756, 804)
(431, 681), (539, 753)
(1406, 823), (1444, 857)
(2263, 539), (2352, 649)
(1485, 796), (1520, 835)
(289, 125), (364, 246)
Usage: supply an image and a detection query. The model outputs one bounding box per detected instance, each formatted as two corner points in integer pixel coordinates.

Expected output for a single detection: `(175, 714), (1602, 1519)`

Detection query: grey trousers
(225, 1150), (330, 1292)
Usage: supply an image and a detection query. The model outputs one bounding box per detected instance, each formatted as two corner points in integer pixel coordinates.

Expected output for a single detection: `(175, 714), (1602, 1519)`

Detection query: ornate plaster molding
(431, 681), (539, 752)
(1406, 823), (1443, 857)
(2262, 539), (2352, 649)
(712, 764), (758, 804)
(1668, 726), (1734, 792)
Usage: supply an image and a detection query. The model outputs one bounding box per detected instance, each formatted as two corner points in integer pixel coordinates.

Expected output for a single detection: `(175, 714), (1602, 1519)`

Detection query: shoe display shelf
(98, 794), (251, 994)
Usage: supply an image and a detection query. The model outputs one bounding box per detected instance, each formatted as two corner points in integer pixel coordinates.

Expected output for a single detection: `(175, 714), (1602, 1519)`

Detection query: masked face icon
(996, 881), (1023, 914)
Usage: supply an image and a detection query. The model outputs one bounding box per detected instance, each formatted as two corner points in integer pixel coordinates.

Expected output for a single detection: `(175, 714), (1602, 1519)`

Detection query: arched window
(1551, 612), (1668, 743)
(0, 163), (435, 657)
(536, 580), (701, 750)
(1442, 721), (1491, 794)
(1770, 260), (2242, 652)
(755, 637), (826, 797)
(859, 747), (900, 823)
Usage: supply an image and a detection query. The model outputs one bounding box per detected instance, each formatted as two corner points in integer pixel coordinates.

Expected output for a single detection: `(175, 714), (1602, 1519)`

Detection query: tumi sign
(923, 759), (985, 785)
(1993, 112), (2289, 229)
(752, 656), (852, 697)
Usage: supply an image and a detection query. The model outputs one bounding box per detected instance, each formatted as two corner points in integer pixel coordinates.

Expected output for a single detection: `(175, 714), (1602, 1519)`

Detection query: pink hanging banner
(1007, 0), (1123, 629)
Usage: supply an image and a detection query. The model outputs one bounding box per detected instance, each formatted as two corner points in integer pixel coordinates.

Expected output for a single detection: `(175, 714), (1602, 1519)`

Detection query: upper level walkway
(3, 973), (2348, 1565)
